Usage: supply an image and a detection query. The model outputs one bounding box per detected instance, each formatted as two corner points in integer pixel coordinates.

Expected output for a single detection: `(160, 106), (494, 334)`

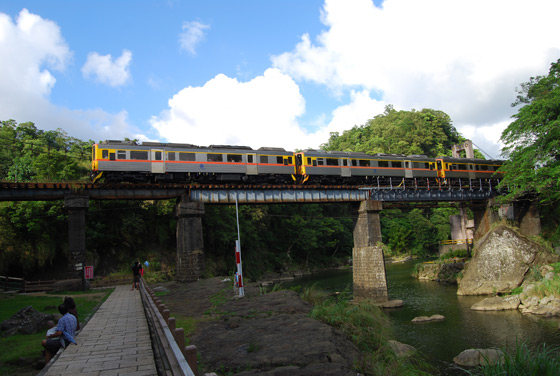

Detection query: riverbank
(150, 276), (426, 376)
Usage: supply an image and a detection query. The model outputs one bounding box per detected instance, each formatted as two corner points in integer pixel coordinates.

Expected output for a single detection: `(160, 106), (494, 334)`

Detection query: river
(288, 261), (560, 375)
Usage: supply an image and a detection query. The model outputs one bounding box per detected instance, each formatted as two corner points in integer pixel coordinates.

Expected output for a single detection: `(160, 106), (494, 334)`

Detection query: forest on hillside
(1, 58), (559, 279)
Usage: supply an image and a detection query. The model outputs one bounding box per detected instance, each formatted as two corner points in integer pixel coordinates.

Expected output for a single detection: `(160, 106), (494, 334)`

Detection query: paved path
(43, 285), (157, 376)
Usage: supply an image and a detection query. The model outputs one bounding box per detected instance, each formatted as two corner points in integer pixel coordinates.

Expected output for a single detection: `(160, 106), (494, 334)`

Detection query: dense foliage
(498, 59), (560, 243)
(322, 106), (463, 157)
(499, 59), (560, 204)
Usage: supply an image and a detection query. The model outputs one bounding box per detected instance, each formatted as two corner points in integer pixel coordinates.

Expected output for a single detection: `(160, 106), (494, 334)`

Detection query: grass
(0, 289), (113, 376)
(468, 342), (560, 376)
(302, 284), (434, 375)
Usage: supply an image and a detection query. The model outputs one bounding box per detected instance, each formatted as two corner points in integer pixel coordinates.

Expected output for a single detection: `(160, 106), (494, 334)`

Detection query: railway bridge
(0, 181), (525, 303)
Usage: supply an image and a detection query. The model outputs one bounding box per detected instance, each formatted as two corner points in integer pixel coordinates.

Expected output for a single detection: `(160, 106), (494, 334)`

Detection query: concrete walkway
(42, 285), (157, 376)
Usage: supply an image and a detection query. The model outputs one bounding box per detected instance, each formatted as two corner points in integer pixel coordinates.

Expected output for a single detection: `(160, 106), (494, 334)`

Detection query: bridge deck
(40, 285), (157, 376)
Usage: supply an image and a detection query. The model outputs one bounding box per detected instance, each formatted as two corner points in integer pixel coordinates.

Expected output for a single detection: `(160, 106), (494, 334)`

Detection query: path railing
(140, 279), (198, 376)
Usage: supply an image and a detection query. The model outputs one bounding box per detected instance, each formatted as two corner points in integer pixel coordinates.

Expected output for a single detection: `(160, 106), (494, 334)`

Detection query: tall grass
(303, 285), (433, 375)
(468, 342), (560, 376)
(532, 275), (560, 298)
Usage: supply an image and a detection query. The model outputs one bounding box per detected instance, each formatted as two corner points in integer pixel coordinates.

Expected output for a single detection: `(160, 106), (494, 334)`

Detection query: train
(91, 140), (504, 187)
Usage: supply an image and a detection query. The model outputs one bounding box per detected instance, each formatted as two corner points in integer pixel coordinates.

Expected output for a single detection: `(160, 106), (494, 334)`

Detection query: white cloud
(0, 9), (71, 97)
(179, 21), (210, 55)
(272, 0), (560, 157)
(0, 9), (140, 142)
(82, 49), (132, 87)
(150, 68), (312, 150)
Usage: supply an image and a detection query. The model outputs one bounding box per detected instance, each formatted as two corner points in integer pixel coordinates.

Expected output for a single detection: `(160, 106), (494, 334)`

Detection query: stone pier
(352, 200), (388, 302)
(64, 194), (89, 289)
(175, 196), (205, 282)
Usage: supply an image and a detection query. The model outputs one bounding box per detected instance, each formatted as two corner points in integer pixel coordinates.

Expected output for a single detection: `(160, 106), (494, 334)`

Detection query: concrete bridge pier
(352, 200), (389, 302)
(64, 194), (89, 289)
(175, 195), (205, 282)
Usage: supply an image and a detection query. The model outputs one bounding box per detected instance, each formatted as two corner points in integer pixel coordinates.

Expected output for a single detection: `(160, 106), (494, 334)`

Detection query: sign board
(84, 266), (94, 279)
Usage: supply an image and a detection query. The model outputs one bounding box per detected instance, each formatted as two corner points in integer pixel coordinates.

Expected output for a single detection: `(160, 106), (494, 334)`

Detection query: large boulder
(457, 225), (557, 295)
(0, 306), (56, 336)
(471, 295), (520, 311)
(453, 348), (504, 367)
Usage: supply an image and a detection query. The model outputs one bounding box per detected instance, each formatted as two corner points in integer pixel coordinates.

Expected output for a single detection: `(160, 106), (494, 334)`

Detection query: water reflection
(286, 261), (560, 375)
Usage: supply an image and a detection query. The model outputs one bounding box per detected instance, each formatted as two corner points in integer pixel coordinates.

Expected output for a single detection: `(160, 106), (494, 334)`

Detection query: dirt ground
(151, 278), (362, 376)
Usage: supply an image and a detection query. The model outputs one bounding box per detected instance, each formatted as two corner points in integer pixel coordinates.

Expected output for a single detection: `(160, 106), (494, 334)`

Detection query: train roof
(439, 156), (504, 163)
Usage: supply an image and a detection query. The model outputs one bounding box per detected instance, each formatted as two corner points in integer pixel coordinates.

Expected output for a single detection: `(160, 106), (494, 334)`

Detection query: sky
(0, 0), (559, 160)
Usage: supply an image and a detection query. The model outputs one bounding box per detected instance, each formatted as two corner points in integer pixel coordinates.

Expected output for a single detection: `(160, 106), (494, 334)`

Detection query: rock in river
(454, 348), (504, 367)
(411, 314), (445, 323)
(458, 225), (558, 295)
(471, 295), (520, 311)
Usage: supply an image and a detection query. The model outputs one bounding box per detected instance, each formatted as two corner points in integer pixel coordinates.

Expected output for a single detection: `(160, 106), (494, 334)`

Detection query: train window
(276, 156), (283, 164)
(326, 158), (338, 166)
(307, 157), (312, 165)
(168, 152), (176, 161)
(480, 165), (488, 171)
(430, 163), (435, 170)
(393, 161), (402, 168)
(110, 152), (115, 161)
(378, 161), (388, 168)
(179, 152), (195, 161)
(117, 150), (126, 159)
(488, 165), (495, 171)
(130, 151), (148, 160)
(102, 150), (108, 159)
(154, 151), (162, 161)
(288, 157), (293, 164)
(359, 160), (370, 167)
(260, 156), (268, 164)
(248, 155), (253, 163)
(352, 160), (357, 167)
(451, 164), (458, 170)
(313, 159), (317, 166)
(413, 162), (420, 168)
(208, 153), (223, 162)
(317, 158), (324, 166)
(342, 159), (347, 167)
(227, 154), (242, 163)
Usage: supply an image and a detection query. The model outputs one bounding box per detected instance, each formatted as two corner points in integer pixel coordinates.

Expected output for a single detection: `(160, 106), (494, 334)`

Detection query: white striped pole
(235, 196), (244, 297)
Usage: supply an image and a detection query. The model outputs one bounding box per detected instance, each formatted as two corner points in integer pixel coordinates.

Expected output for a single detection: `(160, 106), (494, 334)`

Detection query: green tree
(322, 106), (463, 157)
(499, 59), (560, 204)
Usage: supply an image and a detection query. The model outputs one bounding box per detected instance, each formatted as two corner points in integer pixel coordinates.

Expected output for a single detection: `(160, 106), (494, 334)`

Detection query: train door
(151, 149), (165, 173)
(436, 158), (445, 178)
(404, 160), (413, 178)
(341, 158), (351, 177)
(468, 163), (476, 180)
(246, 153), (258, 175)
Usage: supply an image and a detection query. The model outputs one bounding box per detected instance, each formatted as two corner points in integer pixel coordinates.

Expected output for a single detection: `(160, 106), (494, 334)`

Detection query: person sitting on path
(131, 259), (142, 290)
(63, 296), (80, 330)
(41, 303), (77, 364)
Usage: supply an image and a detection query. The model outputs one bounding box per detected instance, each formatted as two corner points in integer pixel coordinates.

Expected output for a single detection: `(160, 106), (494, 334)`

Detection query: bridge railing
(440, 239), (473, 245)
(140, 279), (198, 376)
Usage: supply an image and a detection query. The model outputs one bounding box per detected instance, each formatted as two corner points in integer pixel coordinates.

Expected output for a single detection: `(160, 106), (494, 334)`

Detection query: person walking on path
(131, 259), (142, 290)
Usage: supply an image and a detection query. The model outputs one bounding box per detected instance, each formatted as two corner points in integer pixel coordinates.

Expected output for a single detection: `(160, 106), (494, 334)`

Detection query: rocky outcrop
(411, 314), (445, 323)
(471, 295), (520, 311)
(0, 306), (56, 336)
(388, 340), (416, 357)
(415, 261), (464, 284)
(457, 225), (557, 295)
(453, 348), (504, 367)
(518, 283), (560, 316)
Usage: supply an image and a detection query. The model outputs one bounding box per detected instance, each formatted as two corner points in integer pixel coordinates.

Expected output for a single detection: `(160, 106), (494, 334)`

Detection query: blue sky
(1, 0), (559, 159)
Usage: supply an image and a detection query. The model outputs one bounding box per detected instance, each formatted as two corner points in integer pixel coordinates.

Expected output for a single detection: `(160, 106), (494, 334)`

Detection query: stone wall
(175, 200), (205, 282)
(352, 201), (388, 302)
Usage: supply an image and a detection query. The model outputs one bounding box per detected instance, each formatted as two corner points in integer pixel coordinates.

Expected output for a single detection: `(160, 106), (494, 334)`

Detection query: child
(46, 320), (58, 338)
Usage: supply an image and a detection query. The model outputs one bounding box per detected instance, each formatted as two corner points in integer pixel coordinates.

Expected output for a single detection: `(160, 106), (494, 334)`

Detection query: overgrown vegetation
(0, 289), (113, 376)
(468, 342), (560, 376)
(301, 285), (433, 375)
